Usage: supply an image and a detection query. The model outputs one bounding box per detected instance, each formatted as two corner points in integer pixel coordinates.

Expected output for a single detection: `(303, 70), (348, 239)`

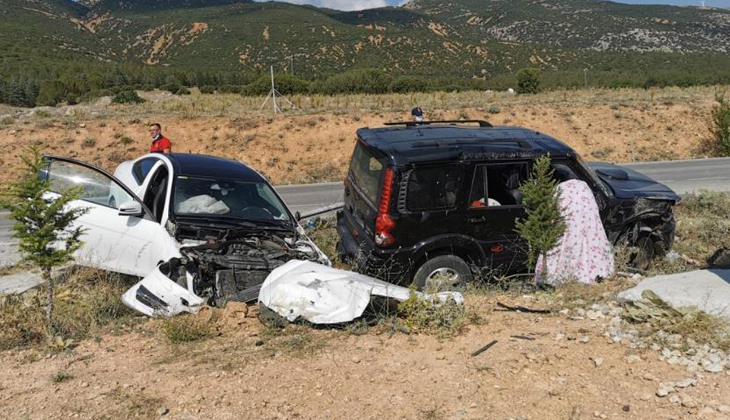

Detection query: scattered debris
(496, 302), (551, 314)
(618, 269), (730, 320)
(258, 260), (463, 324)
(471, 340), (498, 357)
(510, 335), (536, 341)
(708, 247), (730, 269)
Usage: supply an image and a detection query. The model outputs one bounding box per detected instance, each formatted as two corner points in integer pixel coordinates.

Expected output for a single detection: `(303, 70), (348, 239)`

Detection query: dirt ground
(0, 86), (721, 186)
(2, 293), (730, 420)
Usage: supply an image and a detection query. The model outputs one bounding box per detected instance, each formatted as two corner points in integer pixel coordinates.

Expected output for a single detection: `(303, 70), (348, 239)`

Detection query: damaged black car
(336, 120), (680, 287)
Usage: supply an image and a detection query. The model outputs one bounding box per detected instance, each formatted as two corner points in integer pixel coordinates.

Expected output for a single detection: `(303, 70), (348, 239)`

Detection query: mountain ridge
(1, 0), (729, 80)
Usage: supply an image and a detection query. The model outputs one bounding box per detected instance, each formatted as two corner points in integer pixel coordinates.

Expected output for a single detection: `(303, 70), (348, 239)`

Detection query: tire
(413, 255), (473, 292)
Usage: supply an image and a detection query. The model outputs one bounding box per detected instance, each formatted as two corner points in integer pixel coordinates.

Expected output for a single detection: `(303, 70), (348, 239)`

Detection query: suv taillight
(375, 168), (395, 246)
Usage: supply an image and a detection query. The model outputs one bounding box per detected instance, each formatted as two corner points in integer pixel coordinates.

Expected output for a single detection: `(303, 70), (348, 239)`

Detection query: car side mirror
(118, 201), (144, 217)
(295, 211), (302, 221)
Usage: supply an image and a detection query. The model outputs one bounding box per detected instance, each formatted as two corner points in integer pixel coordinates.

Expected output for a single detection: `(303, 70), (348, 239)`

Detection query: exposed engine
(160, 228), (321, 306)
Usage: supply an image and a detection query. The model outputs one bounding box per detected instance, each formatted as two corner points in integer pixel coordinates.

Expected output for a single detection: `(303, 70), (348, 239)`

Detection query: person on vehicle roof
(149, 123), (172, 154)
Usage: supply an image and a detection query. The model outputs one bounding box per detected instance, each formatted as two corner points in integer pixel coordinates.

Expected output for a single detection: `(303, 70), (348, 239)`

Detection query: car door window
(469, 162), (529, 207)
(406, 165), (463, 211)
(132, 157), (160, 185)
(47, 160), (135, 210)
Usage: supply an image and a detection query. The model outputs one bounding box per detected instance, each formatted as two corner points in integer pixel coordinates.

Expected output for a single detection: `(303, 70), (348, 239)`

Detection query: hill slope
(1, 0), (730, 79)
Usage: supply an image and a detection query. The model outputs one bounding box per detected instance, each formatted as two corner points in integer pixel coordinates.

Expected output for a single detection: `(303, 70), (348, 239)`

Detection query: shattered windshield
(173, 176), (291, 223)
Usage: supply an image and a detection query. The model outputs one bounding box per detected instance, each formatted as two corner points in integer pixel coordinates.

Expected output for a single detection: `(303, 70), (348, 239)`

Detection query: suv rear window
(406, 164), (463, 211)
(349, 143), (385, 205)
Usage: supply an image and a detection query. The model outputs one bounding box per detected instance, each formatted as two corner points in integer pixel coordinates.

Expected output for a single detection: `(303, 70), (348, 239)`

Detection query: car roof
(166, 153), (264, 182)
(356, 123), (575, 165)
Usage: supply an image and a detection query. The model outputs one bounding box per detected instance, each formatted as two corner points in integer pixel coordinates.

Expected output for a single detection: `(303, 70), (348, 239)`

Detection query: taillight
(375, 168), (396, 246)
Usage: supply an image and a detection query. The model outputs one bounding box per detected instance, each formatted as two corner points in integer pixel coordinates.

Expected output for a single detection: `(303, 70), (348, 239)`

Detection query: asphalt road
(1, 157), (729, 267)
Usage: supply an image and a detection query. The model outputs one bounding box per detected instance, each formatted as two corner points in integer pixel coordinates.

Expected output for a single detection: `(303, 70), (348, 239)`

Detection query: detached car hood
(588, 162), (680, 202)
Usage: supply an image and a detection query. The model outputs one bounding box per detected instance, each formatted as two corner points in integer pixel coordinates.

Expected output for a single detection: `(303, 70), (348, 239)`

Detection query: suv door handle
(468, 216), (487, 224)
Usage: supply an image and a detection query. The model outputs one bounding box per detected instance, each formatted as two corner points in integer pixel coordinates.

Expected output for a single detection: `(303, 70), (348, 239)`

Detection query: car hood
(588, 162), (680, 202)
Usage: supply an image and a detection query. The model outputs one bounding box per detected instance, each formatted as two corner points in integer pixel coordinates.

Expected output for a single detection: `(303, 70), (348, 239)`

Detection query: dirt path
(2, 295), (729, 420)
(0, 87), (718, 186)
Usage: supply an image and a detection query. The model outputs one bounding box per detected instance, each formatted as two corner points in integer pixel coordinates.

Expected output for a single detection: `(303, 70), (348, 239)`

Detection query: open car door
(43, 156), (180, 277)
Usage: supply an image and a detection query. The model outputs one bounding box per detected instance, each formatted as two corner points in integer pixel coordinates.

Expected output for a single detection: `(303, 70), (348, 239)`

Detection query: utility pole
(259, 65), (296, 114)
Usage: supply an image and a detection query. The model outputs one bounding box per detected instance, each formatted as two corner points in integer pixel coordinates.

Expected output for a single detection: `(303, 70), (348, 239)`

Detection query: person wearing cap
(149, 123), (172, 154)
(411, 107), (424, 122)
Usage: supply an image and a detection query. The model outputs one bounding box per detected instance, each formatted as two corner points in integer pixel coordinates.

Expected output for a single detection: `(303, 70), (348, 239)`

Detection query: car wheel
(413, 255), (472, 292)
(632, 234), (662, 271)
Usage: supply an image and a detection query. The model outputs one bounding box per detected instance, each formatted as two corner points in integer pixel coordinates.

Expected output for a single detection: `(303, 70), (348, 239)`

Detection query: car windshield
(173, 176), (291, 223)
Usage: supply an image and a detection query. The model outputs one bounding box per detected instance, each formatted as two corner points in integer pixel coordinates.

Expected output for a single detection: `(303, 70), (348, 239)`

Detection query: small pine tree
(515, 155), (566, 279)
(709, 92), (730, 156)
(0, 146), (87, 338)
(516, 68), (541, 95)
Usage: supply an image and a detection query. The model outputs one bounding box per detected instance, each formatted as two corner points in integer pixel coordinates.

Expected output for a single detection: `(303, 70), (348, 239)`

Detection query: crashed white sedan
(43, 153), (329, 317)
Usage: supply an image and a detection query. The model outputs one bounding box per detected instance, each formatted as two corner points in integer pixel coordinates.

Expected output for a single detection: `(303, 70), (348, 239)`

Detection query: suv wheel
(413, 255), (473, 291)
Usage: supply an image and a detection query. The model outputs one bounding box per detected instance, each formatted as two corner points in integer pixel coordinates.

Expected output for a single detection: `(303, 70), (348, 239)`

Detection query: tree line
(2, 63), (730, 108)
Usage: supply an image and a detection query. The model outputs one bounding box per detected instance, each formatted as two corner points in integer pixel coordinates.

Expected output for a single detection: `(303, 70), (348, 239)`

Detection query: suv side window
(469, 162), (529, 207)
(132, 158), (159, 185)
(406, 164), (463, 211)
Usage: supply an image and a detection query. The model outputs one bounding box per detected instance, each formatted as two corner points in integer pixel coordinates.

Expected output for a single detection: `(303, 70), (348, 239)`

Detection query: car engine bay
(161, 223), (323, 306)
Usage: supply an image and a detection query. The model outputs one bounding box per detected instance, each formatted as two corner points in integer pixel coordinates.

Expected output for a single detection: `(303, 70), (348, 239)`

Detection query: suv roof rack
(383, 120), (493, 128)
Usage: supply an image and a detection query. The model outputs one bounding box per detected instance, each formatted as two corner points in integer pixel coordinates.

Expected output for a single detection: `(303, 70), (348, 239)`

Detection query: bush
(709, 92), (730, 156)
(161, 314), (215, 344)
(397, 287), (467, 338)
(314, 69), (393, 95)
(175, 86), (191, 95)
(112, 90), (146, 104)
(242, 74), (310, 96)
(199, 85), (215, 94)
(162, 82), (180, 93)
(516, 68), (541, 95)
(390, 76), (429, 93)
(218, 84), (241, 94)
(36, 80), (67, 106)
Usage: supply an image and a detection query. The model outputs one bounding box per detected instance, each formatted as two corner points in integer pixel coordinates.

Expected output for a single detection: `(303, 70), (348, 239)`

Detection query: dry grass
(0, 267), (139, 350)
(160, 314), (216, 344)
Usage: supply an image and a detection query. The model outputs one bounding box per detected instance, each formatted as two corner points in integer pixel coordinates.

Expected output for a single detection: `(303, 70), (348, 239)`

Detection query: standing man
(149, 123), (172, 154)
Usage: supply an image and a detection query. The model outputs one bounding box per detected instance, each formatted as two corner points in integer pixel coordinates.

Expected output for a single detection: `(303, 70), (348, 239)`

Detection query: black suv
(336, 120), (680, 287)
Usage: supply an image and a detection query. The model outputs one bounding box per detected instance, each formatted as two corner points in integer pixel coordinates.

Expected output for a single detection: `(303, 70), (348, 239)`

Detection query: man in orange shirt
(149, 123), (172, 154)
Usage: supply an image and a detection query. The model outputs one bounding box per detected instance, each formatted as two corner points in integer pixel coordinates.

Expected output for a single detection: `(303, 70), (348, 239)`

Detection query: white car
(43, 153), (330, 316)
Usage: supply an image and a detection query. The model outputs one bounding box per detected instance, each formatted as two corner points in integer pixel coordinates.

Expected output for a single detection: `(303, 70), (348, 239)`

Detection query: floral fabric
(535, 180), (614, 284)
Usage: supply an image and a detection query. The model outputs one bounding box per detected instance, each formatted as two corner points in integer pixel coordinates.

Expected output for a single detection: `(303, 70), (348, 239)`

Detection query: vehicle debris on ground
(618, 269), (730, 320)
(258, 260), (464, 324)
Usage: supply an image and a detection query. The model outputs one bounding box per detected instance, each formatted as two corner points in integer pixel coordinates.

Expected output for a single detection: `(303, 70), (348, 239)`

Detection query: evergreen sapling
(0, 147), (87, 338)
(515, 155), (566, 280)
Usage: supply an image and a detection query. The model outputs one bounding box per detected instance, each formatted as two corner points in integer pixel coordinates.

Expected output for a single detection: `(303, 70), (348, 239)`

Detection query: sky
(259, 0), (730, 12)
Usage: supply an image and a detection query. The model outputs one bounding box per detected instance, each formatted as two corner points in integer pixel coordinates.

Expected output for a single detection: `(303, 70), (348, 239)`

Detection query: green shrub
(709, 92), (730, 156)
(390, 76), (429, 93)
(218, 84), (241, 94)
(36, 80), (67, 106)
(175, 86), (191, 95)
(161, 314), (215, 344)
(516, 68), (541, 95)
(199, 85), (215, 94)
(515, 155), (565, 277)
(397, 287), (467, 338)
(314, 69), (393, 95)
(112, 90), (145, 104)
(242, 74), (310, 96)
